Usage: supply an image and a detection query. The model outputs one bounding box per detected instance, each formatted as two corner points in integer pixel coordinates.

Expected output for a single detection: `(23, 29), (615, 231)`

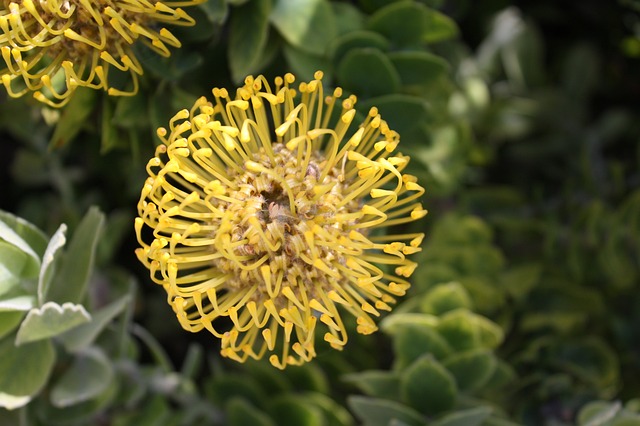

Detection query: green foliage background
(0, 0), (639, 425)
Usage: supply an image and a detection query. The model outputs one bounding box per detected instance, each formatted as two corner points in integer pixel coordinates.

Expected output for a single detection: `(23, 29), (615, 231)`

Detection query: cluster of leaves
(1, 0), (639, 425)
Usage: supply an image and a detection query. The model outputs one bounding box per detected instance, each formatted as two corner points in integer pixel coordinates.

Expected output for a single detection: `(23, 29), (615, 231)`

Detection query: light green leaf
(15, 301), (91, 345)
(0, 295), (35, 312)
(0, 337), (55, 410)
(270, 0), (337, 55)
(47, 207), (105, 304)
(420, 282), (472, 315)
(328, 30), (390, 64)
(0, 242), (28, 297)
(0, 311), (24, 339)
(58, 293), (132, 352)
(37, 224), (67, 306)
(50, 347), (114, 408)
(577, 401), (622, 426)
(0, 211), (45, 279)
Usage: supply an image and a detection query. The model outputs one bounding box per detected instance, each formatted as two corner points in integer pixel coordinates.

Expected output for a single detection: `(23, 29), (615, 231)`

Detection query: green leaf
(37, 224), (67, 306)
(347, 396), (424, 426)
(431, 406), (493, 426)
(228, 0), (272, 83)
(207, 374), (266, 407)
(100, 97), (120, 153)
(300, 392), (354, 426)
(577, 401), (622, 426)
(270, 0), (337, 55)
(358, 94), (431, 135)
(367, 2), (428, 48)
(47, 207), (105, 304)
(422, 8), (458, 43)
(332, 2), (364, 35)
(58, 293), (132, 352)
(49, 87), (98, 148)
(15, 301), (91, 345)
(50, 347), (114, 408)
(0, 210), (45, 279)
(337, 49), (401, 97)
(393, 323), (453, 367)
(420, 282), (472, 315)
(199, 0), (228, 24)
(0, 311), (24, 340)
(437, 309), (503, 351)
(268, 395), (324, 426)
(0, 295), (35, 312)
(343, 370), (401, 400)
(0, 242), (28, 296)
(283, 45), (332, 82)
(227, 398), (276, 426)
(112, 94), (149, 129)
(400, 355), (457, 416)
(328, 30), (390, 64)
(442, 349), (497, 392)
(388, 51), (450, 86)
(0, 337), (55, 409)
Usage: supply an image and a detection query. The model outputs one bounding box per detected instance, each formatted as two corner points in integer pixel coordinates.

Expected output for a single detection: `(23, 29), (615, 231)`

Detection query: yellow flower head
(135, 72), (427, 369)
(0, 0), (202, 106)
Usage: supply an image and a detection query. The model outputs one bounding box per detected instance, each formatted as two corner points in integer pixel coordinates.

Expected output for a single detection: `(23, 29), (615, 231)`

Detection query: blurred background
(0, 0), (638, 425)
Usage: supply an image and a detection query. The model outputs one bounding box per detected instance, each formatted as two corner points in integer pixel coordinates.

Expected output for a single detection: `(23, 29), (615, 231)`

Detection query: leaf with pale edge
(15, 301), (90, 346)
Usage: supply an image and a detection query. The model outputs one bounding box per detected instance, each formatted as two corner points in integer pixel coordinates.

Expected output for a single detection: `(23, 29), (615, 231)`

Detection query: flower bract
(0, 0), (201, 106)
(135, 72), (427, 369)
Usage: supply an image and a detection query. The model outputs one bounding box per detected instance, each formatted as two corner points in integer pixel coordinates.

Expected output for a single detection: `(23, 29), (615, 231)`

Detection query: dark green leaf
(388, 51), (450, 86)
(358, 94), (431, 135)
(227, 397), (276, 426)
(430, 406), (492, 426)
(329, 30), (390, 64)
(343, 370), (401, 400)
(268, 395), (324, 426)
(367, 2), (428, 48)
(270, 0), (337, 55)
(283, 45), (332, 82)
(400, 355), (457, 415)
(423, 8), (458, 43)
(348, 396), (424, 426)
(112, 94), (149, 129)
(228, 0), (273, 83)
(442, 349), (497, 392)
(49, 87), (98, 149)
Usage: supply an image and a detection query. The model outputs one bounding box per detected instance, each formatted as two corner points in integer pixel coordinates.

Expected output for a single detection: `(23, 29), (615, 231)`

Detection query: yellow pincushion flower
(0, 0), (202, 106)
(135, 72), (427, 369)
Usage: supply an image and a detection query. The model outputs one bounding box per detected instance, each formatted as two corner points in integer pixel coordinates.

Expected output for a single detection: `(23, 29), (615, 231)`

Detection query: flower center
(210, 143), (359, 309)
